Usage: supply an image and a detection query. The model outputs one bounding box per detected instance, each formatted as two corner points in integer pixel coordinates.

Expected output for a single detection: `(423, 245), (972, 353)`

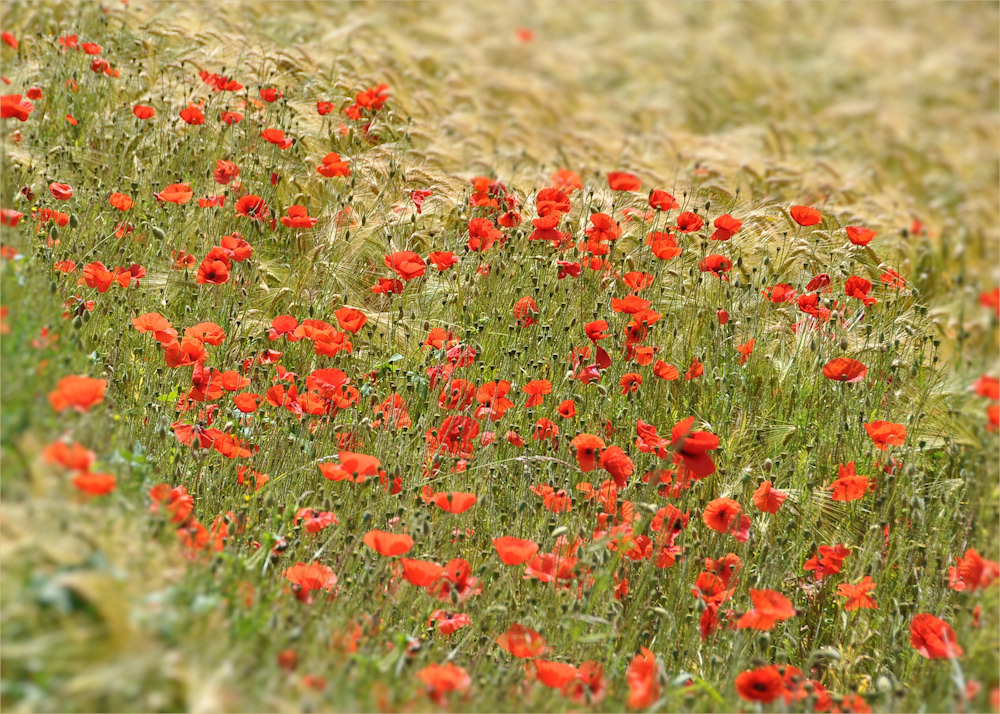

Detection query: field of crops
(1, 2), (998, 712)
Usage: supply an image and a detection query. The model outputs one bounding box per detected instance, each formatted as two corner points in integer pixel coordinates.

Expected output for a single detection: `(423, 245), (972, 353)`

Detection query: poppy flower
(44, 441), (96, 471)
(699, 254), (732, 279)
(48, 375), (107, 412)
(790, 205), (822, 226)
(49, 182), (73, 200)
(468, 217), (503, 252)
(703, 498), (742, 535)
(73, 471), (116, 496)
(648, 190), (679, 211)
(197, 258), (230, 285)
(864, 420), (906, 450)
(910, 613), (963, 659)
(400, 558), (446, 587)
(557, 399), (576, 418)
(1, 94), (34, 121)
(333, 307), (366, 334)
(431, 491), (477, 514)
(180, 106), (205, 124)
(317, 152), (350, 177)
(675, 211), (704, 233)
(82, 261), (115, 292)
(551, 168), (582, 193)
(416, 662), (470, 704)
(64, 113), (78, 125)
(736, 589), (796, 630)
(372, 277), (404, 295)
(608, 171), (641, 192)
(736, 338), (754, 365)
(948, 549), (1000, 592)
(846, 225), (876, 246)
(132, 104), (155, 119)
(259, 87), (282, 102)
(362, 530), (414, 557)
(804, 544), (851, 581)
(260, 128), (293, 149)
(522, 379), (552, 407)
(428, 251), (456, 271)
(109, 192), (133, 211)
(625, 648), (659, 709)
(234, 194), (270, 220)
(1, 208), (22, 226)
(711, 214), (742, 241)
(280, 205), (317, 229)
(1, 32), (17, 49)
(653, 360), (679, 381)
(496, 623), (547, 658)
(670, 416), (719, 479)
(212, 160), (238, 185)
(599, 446), (634, 488)
(219, 111), (243, 124)
(823, 357), (867, 383)
(283, 562), (337, 600)
(753, 480), (787, 513)
(493, 537), (539, 565)
(384, 251), (426, 281)
(735, 665), (786, 703)
(838, 576), (877, 610)
(513, 296), (538, 327)
(830, 461), (871, 501)
(570, 433), (605, 472)
(620, 372), (642, 394)
(155, 182), (193, 205)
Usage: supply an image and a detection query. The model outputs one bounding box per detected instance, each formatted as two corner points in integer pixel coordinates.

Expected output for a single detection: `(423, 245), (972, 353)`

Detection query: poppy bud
(839, 338), (849, 351)
(763, 458), (773, 472)
(152, 226), (166, 241)
(73, 315), (83, 329)
(82, 310), (90, 323)
(68, 214), (79, 228)
(49, 280), (57, 293)
(49, 225), (58, 239)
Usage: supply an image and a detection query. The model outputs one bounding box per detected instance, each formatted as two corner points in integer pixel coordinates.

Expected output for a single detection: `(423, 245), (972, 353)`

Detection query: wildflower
(711, 214), (742, 241)
(735, 665), (786, 703)
(431, 491), (477, 514)
(497, 623), (547, 658)
(362, 530), (414, 556)
(676, 211), (703, 233)
(846, 225), (876, 246)
(838, 576), (878, 610)
(1, 94), (34, 121)
(260, 128), (293, 149)
(910, 613), (963, 659)
(948, 549), (1000, 592)
(234, 194), (270, 220)
(416, 662), (470, 705)
(155, 182), (193, 205)
(736, 589), (796, 630)
(512, 296), (538, 327)
(648, 190), (679, 211)
(48, 375), (107, 412)
(493, 537), (540, 565)
(823, 357), (867, 383)
(133, 104), (155, 119)
(109, 192), (133, 211)
(608, 172), (641, 191)
(283, 562), (337, 602)
(790, 205), (822, 226)
(317, 152), (350, 177)
(625, 648), (659, 709)
(864, 420), (906, 450)
(49, 182), (73, 200)
(180, 106), (205, 124)
(736, 338), (754, 365)
(72, 471), (116, 495)
(830, 461), (871, 501)
(280, 205), (317, 229)
(699, 254), (732, 279)
(753, 480), (787, 513)
(570, 433), (605, 472)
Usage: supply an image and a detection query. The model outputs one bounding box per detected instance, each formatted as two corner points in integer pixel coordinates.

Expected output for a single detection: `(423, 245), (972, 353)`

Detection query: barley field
(1, 2), (998, 712)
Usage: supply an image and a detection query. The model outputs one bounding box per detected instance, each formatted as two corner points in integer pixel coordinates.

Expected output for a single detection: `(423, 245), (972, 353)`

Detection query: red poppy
(569, 433), (605, 472)
(735, 665), (785, 703)
(468, 217), (503, 252)
(608, 171), (641, 192)
(804, 544), (851, 581)
(1, 32), (17, 49)
(1, 94), (34, 121)
(280, 205), (317, 229)
(48, 375), (107, 412)
(513, 296), (538, 327)
(910, 613), (963, 659)
(44, 441), (96, 471)
(653, 360), (679, 381)
(949, 549), (1000, 592)
(65, 113), (77, 125)
(645, 231), (682, 260)
(790, 205), (822, 226)
(260, 128), (293, 149)
(703, 497), (741, 535)
(676, 211), (704, 233)
(736, 589), (796, 630)
(736, 338), (754, 365)
(362, 530), (414, 557)
(430, 491), (477, 514)
(699, 254), (732, 279)
(400, 558), (446, 587)
(317, 152), (351, 177)
(180, 106), (205, 124)
(864, 420), (906, 450)
(626, 648), (659, 709)
(497, 623), (547, 658)
(73, 471), (116, 496)
(846, 225), (876, 246)
(384, 251), (426, 281)
(838, 576), (877, 610)
(219, 110), (243, 124)
(82, 261), (114, 292)
(234, 194), (270, 220)
(521, 379), (551, 408)
(670, 416), (719, 479)
(599, 446), (634, 488)
(155, 182), (193, 205)
(557, 399), (576, 418)
(283, 562), (337, 598)
(823, 357), (867, 383)
(648, 190), (679, 211)
(493, 537), (539, 565)
(416, 662), (470, 704)
(830, 461), (871, 501)
(845, 275), (877, 306)
(49, 182), (73, 200)
(109, 192), (133, 211)
(753, 480), (787, 513)
(1, 208), (22, 226)
(197, 258), (230, 285)
(551, 168), (582, 193)
(711, 214), (742, 241)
